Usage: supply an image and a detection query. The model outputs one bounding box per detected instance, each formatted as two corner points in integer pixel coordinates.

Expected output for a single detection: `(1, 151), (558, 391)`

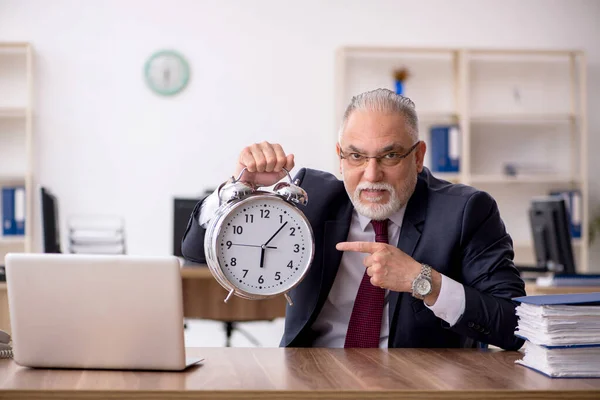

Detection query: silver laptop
(5, 253), (202, 371)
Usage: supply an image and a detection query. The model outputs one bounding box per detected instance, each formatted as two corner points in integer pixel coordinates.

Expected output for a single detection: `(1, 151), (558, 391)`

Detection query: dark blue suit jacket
(182, 167), (526, 350)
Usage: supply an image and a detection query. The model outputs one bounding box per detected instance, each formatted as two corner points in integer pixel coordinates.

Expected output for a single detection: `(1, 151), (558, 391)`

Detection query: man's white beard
(346, 173), (417, 220)
(350, 182), (401, 220)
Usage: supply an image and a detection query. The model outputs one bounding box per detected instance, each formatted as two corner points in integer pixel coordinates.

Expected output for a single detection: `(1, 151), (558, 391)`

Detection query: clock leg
(284, 293), (294, 306)
(224, 289), (235, 303)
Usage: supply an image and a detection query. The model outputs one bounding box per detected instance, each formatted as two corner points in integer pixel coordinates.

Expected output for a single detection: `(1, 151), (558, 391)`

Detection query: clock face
(214, 196), (314, 297)
(144, 50), (190, 96)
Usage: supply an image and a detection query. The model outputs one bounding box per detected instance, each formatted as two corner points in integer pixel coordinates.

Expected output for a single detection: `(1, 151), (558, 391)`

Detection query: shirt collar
(355, 205), (407, 232)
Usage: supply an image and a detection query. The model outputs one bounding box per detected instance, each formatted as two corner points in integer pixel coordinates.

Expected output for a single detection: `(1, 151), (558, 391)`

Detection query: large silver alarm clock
(204, 168), (315, 305)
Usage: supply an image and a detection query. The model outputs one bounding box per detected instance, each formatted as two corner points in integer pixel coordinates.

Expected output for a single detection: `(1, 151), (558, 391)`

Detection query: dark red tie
(344, 219), (388, 348)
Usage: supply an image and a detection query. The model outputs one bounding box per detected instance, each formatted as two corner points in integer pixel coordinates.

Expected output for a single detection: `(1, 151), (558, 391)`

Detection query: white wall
(1, 0), (599, 268)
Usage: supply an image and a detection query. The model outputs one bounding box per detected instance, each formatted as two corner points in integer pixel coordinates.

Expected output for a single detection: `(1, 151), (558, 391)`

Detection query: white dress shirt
(199, 189), (466, 348)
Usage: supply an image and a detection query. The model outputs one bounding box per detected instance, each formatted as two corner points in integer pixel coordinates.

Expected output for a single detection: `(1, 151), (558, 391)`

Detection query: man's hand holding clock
(235, 142), (296, 187)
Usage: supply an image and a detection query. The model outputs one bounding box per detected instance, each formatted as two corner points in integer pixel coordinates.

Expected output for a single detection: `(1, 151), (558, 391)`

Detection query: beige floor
(184, 317), (285, 348)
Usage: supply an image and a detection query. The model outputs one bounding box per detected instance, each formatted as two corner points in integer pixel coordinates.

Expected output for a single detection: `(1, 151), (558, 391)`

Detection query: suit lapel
(319, 219), (351, 304)
(388, 177), (428, 342)
(305, 201), (353, 328)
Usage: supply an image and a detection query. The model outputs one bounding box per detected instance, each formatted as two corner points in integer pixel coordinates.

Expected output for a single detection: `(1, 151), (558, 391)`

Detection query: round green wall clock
(144, 50), (190, 96)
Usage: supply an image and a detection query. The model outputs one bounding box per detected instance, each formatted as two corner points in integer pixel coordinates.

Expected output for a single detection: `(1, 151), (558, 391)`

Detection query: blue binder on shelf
(550, 189), (581, 239)
(430, 125), (460, 172)
(2, 187), (16, 236)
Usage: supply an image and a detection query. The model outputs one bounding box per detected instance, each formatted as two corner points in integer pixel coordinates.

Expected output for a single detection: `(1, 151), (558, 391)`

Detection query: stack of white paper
(513, 293), (600, 378)
(517, 342), (600, 378)
(515, 303), (600, 346)
(68, 216), (126, 255)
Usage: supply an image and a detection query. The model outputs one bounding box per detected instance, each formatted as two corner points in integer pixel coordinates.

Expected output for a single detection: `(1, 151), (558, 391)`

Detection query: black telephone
(0, 330), (12, 359)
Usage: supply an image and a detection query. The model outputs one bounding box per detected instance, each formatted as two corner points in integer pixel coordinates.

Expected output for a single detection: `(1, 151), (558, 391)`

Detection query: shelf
(1, 41), (33, 262)
(0, 42), (29, 49)
(419, 112), (458, 122)
(0, 236), (25, 245)
(431, 174), (583, 185)
(468, 48), (580, 57)
(0, 43), (29, 55)
(469, 174), (581, 184)
(341, 47), (581, 58)
(343, 47), (456, 59)
(514, 238), (582, 248)
(336, 45), (588, 272)
(470, 113), (575, 123)
(432, 172), (461, 182)
(0, 176), (26, 186)
(0, 107), (27, 118)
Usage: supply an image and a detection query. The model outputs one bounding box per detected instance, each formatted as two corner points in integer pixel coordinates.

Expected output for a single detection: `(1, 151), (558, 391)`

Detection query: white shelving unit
(0, 42), (34, 258)
(335, 47), (589, 272)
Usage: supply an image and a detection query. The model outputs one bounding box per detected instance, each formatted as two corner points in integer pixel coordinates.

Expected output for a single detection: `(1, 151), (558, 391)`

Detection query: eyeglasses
(339, 141), (420, 168)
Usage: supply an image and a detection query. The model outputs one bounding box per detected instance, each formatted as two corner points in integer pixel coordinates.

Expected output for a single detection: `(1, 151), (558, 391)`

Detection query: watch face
(416, 279), (432, 296)
(214, 196), (314, 296)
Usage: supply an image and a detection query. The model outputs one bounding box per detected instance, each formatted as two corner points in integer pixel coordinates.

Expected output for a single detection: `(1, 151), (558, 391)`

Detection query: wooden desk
(180, 266), (285, 321)
(0, 283), (8, 334)
(1, 348), (599, 399)
(525, 283), (600, 296)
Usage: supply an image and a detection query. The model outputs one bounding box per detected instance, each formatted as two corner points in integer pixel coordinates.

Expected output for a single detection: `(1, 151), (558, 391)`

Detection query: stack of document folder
(514, 292), (600, 378)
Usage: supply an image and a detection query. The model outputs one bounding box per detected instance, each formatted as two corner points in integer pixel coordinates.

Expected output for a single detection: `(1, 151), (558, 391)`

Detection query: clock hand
(259, 246), (265, 269)
(264, 222), (288, 247)
(231, 243), (277, 249)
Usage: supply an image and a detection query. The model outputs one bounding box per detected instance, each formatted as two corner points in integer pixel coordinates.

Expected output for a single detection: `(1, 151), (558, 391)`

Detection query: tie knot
(371, 219), (389, 243)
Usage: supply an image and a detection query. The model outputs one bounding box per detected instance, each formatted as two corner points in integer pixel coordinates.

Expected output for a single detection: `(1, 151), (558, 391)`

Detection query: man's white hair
(338, 88), (419, 143)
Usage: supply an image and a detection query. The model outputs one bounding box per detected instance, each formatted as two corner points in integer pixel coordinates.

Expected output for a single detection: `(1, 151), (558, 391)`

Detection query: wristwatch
(411, 264), (433, 299)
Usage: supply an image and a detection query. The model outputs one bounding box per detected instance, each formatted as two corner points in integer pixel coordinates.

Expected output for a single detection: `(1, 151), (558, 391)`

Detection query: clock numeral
(287, 260), (293, 269)
(275, 272), (281, 281)
(232, 225), (243, 234)
(242, 269), (248, 278)
(293, 244), (300, 253)
(258, 275), (264, 284)
(245, 214), (254, 223)
(289, 227), (296, 236)
(279, 215), (284, 223)
(230, 257), (237, 266)
(226, 241), (232, 249)
(260, 209), (270, 219)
